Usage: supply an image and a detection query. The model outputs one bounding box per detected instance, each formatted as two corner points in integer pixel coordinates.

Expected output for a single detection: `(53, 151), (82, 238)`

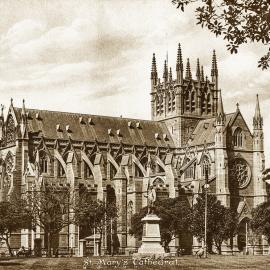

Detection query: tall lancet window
(40, 157), (48, 174)
(172, 92), (176, 111)
(185, 91), (190, 112)
(202, 156), (211, 177)
(156, 95), (160, 115)
(207, 93), (211, 114)
(233, 128), (243, 147)
(191, 92), (195, 112)
(168, 93), (172, 112)
(184, 158), (195, 179)
(160, 95), (164, 114)
(201, 93), (206, 113)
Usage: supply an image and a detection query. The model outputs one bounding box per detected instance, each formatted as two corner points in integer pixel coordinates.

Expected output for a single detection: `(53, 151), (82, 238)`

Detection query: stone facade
(0, 43), (267, 255)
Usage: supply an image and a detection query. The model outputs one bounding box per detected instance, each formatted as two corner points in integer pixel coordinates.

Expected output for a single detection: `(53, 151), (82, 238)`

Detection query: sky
(0, 0), (269, 164)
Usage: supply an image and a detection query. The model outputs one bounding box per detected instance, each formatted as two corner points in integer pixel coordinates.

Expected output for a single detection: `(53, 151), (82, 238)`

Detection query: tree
(190, 193), (237, 254)
(129, 197), (192, 252)
(172, 0), (270, 69)
(0, 198), (31, 256)
(26, 186), (75, 257)
(74, 192), (118, 255)
(250, 200), (270, 243)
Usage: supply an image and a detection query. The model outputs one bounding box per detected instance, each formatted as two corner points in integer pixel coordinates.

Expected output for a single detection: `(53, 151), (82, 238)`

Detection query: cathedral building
(0, 43), (267, 255)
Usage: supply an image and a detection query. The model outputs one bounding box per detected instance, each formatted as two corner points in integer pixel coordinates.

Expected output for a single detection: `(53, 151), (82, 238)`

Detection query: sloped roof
(13, 107), (175, 148)
(190, 113), (235, 146)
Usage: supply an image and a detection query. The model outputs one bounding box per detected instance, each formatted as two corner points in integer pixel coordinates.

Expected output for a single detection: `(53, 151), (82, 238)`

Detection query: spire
(163, 60), (168, 82)
(185, 58), (192, 79)
(253, 94), (263, 129)
(169, 67), (172, 81)
(151, 53), (157, 78)
(151, 53), (158, 90)
(176, 43), (183, 72)
(200, 66), (204, 82)
(176, 43), (183, 84)
(211, 50), (218, 77)
(196, 58), (201, 80)
(211, 50), (218, 90)
(216, 90), (225, 125)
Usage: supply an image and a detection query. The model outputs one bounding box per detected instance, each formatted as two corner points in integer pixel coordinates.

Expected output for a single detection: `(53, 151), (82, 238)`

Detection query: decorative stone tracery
(230, 158), (251, 189)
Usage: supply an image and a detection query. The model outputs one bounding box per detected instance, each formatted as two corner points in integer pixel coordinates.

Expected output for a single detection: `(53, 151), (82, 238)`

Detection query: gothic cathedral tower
(150, 44), (219, 147)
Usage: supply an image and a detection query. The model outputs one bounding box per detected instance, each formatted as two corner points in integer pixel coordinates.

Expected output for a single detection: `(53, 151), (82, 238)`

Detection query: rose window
(230, 158), (251, 189)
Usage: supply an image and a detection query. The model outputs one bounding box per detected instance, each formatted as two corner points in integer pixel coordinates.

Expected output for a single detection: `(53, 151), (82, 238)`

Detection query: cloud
(0, 0), (268, 164)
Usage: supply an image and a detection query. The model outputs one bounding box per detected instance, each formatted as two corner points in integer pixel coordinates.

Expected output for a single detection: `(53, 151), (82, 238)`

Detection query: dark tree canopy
(74, 195), (118, 238)
(189, 193), (237, 254)
(172, 0), (270, 69)
(26, 186), (75, 257)
(129, 197), (192, 251)
(0, 198), (31, 256)
(251, 200), (270, 243)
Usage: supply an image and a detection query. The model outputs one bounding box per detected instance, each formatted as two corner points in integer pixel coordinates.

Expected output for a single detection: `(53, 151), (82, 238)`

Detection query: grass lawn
(0, 255), (270, 270)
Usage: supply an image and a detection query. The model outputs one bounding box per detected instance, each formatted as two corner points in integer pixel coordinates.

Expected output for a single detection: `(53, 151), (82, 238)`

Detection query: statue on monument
(144, 184), (156, 214)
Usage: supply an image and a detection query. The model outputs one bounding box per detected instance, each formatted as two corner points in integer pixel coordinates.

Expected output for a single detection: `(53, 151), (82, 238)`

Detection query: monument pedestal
(133, 214), (166, 258)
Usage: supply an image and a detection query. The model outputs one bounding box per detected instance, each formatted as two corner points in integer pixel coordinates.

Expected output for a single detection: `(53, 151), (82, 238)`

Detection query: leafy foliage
(0, 198), (31, 256)
(74, 193), (118, 237)
(129, 197), (191, 250)
(26, 186), (75, 256)
(172, 0), (270, 69)
(250, 200), (270, 243)
(189, 193), (237, 254)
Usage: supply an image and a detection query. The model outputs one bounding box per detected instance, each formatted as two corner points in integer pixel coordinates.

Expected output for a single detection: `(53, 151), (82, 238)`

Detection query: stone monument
(133, 185), (166, 258)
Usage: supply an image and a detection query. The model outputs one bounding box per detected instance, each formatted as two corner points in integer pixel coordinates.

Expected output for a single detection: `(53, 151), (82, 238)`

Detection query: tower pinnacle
(253, 94), (263, 130)
(196, 58), (201, 80)
(185, 58), (192, 79)
(151, 53), (158, 91)
(211, 50), (218, 77)
(151, 53), (157, 77)
(163, 60), (168, 82)
(176, 43), (183, 72)
(176, 43), (183, 84)
(211, 50), (218, 89)
(216, 90), (225, 125)
(169, 67), (172, 81)
(200, 66), (204, 82)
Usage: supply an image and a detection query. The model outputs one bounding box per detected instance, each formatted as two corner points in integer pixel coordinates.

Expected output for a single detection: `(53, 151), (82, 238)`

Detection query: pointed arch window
(127, 201), (133, 227)
(207, 93), (211, 114)
(202, 156), (211, 177)
(172, 92), (176, 111)
(201, 93), (206, 113)
(191, 92), (195, 112)
(156, 96), (160, 115)
(185, 91), (190, 112)
(160, 95), (164, 114)
(168, 93), (172, 112)
(233, 128), (243, 147)
(6, 115), (16, 146)
(184, 159), (195, 179)
(40, 157), (48, 174)
(39, 151), (49, 174)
